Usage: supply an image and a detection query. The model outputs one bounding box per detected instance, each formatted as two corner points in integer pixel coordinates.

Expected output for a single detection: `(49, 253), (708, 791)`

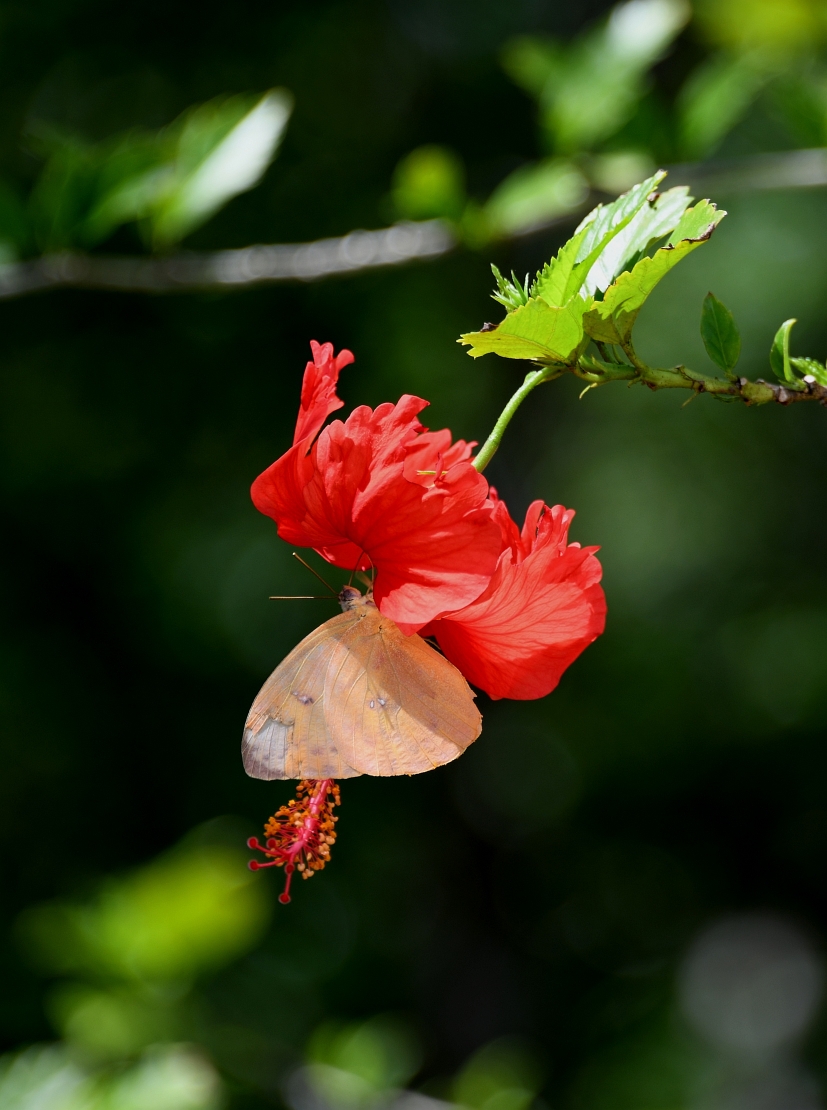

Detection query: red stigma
(247, 779), (340, 904)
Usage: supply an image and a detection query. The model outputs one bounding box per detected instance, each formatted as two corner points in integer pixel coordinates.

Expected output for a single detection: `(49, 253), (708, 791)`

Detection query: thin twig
(0, 220), (455, 300)
(668, 147), (827, 194)
(572, 354), (827, 406)
(1, 148), (827, 300)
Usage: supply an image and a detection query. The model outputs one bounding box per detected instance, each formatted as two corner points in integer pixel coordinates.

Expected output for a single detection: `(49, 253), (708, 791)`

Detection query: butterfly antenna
(269, 596), (335, 600)
(347, 550), (365, 588)
(292, 552), (337, 596)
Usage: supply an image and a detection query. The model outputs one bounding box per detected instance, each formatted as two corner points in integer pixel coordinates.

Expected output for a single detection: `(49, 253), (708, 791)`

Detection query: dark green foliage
(700, 292), (740, 377)
(502, 3), (689, 154)
(391, 146), (467, 223)
(391, 0), (827, 243)
(17, 91), (291, 253)
(770, 318), (797, 385)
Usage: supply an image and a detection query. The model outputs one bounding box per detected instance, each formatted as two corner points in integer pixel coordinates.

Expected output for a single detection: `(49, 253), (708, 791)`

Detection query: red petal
(403, 431), (477, 486)
(252, 394), (502, 633)
(431, 500), (606, 699)
(521, 500), (576, 558)
(489, 487), (524, 561)
(293, 341), (354, 447)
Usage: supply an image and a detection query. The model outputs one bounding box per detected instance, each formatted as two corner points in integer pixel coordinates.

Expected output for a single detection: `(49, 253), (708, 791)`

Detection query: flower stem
(473, 366), (560, 473)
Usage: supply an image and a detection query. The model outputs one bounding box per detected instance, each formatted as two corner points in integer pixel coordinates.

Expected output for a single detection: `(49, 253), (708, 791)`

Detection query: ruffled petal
(431, 500), (606, 699)
(489, 487), (524, 561)
(403, 430), (477, 486)
(293, 340), (354, 447)
(252, 391), (502, 634)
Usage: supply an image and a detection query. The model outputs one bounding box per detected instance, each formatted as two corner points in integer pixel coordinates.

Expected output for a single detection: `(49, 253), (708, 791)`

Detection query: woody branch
(572, 344), (827, 407)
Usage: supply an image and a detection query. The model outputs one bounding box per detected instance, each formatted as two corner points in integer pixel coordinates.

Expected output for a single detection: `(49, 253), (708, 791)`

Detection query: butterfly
(242, 585), (482, 779)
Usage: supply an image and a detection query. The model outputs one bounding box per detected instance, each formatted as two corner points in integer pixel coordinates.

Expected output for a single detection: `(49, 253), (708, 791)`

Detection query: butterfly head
(338, 585), (375, 611)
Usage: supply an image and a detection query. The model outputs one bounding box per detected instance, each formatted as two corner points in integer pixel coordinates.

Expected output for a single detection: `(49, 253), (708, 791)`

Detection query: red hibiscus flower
(251, 341), (503, 634)
(426, 494), (606, 700)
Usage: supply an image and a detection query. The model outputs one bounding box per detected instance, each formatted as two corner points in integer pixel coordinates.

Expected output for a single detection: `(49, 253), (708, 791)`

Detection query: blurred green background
(2, 0), (827, 1107)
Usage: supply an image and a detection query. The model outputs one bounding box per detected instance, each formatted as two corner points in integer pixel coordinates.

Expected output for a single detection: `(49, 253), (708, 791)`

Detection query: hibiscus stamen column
(248, 779), (340, 903)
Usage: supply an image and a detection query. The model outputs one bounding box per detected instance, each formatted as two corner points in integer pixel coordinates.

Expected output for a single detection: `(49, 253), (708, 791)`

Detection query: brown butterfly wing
(328, 608), (482, 776)
(242, 611), (363, 780)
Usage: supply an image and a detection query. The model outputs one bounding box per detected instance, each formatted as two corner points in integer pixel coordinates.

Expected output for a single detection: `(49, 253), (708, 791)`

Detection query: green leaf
(490, 264), (531, 311)
(790, 356), (827, 386)
(575, 171), (667, 276)
(472, 176), (721, 364)
(506, 1), (690, 154)
(452, 1040), (542, 1110)
(679, 53), (773, 159)
(29, 131), (163, 251)
(532, 172), (695, 307)
(531, 170), (668, 308)
(148, 89), (293, 247)
(0, 182), (29, 258)
(501, 35), (563, 99)
(391, 145), (466, 222)
(582, 184), (693, 294)
(666, 198), (724, 244)
(30, 89), (292, 252)
(770, 319), (797, 384)
(701, 292), (741, 377)
(20, 841), (270, 983)
(80, 138), (170, 246)
(482, 158), (587, 238)
(583, 199), (725, 344)
(104, 1046), (222, 1108)
(579, 351), (634, 378)
(532, 226), (590, 307)
(0, 1046), (96, 1109)
(308, 1017), (422, 1093)
(460, 295), (590, 363)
